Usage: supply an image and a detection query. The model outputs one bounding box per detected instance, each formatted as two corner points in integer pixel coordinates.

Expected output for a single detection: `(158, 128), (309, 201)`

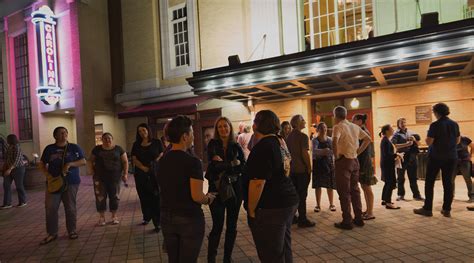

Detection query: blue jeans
(161, 211), (205, 263)
(3, 166), (27, 205)
(45, 184), (79, 235)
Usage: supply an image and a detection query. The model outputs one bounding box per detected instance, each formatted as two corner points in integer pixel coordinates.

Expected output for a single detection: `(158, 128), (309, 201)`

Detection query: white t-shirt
(332, 119), (369, 159)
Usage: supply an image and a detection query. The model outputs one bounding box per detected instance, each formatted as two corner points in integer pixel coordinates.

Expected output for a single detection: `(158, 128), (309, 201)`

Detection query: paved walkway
(0, 174), (473, 263)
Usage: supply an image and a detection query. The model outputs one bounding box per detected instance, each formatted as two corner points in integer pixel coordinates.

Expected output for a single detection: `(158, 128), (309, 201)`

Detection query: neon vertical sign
(31, 6), (61, 105)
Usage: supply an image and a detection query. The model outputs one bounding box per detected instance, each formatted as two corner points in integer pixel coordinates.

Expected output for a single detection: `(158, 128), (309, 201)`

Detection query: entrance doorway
(311, 95), (374, 138)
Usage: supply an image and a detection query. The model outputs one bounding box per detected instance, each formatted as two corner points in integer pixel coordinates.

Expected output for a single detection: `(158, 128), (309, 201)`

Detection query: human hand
(3, 168), (12, 177)
(248, 209), (255, 218)
(212, 156), (223, 162)
(206, 192), (217, 205)
(62, 164), (71, 175)
(121, 173), (128, 183)
(142, 166), (150, 173)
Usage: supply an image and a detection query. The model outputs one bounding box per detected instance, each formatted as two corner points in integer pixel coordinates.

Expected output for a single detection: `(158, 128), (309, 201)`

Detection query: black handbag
(218, 173), (236, 202)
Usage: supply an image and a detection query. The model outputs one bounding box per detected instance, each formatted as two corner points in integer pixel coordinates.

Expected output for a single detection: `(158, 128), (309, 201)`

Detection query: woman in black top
(156, 115), (216, 263)
(206, 117), (245, 263)
(88, 133), (129, 226)
(131, 123), (163, 231)
(380, 125), (403, 209)
(247, 110), (299, 263)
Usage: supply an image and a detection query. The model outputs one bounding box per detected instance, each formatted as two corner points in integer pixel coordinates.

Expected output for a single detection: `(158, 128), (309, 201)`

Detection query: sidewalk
(0, 175), (473, 262)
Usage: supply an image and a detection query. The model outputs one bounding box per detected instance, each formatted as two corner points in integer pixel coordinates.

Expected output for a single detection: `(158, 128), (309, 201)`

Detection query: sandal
(40, 235), (57, 245)
(97, 217), (106, 226)
(314, 206), (321, 213)
(362, 214), (376, 220)
(111, 217), (120, 225)
(69, 232), (79, 240)
(329, 205), (336, 212)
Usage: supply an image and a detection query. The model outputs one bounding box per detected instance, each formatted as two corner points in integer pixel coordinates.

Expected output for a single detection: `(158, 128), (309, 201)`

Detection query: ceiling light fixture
(350, 98), (360, 109)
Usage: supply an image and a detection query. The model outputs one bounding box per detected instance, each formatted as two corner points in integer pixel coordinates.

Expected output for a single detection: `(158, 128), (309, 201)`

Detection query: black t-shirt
(427, 117), (460, 160)
(131, 139), (164, 174)
(457, 136), (472, 161)
(91, 145), (125, 180)
(247, 136), (298, 209)
(156, 150), (204, 217)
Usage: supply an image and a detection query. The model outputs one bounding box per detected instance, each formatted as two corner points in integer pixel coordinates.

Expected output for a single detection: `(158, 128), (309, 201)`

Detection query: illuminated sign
(31, 6), (61, 105)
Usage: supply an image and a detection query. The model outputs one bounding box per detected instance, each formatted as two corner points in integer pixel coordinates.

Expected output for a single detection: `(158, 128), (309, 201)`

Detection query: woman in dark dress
(380, 124), (404, 209)
(311, 122), (336, 212)
(206, 117), (246, 263)
(131, 123), (164, 232)
(353, 114), (377, 220)
(88, 133), (129, 225)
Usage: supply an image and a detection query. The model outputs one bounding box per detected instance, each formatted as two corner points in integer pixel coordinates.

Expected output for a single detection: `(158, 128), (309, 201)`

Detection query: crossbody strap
(61, 143), (69, 177)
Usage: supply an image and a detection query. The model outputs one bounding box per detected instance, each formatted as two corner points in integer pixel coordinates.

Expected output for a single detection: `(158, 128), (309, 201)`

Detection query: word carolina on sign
(31, 5), (61, 105)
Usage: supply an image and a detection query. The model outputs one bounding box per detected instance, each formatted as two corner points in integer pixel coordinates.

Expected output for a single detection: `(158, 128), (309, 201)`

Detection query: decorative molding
(116, 84), (195, 107)
(122, 78), (160, 93)
(159, 0), (197, 79)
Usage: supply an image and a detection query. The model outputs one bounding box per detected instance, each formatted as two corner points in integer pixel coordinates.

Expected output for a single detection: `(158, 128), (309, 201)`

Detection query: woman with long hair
(380, 124), (404, 210)
(352, 114), (377, 220)
(206, 117), (245, 263)
(1, 134), (27, 209)
(311, 122), (336, 213)
(88, 133), (129, 225)
(279, 121), (292, 140)
(131, 123), (163, 232)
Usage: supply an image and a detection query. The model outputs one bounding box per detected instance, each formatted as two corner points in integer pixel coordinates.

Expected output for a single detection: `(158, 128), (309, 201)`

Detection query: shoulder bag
(47, 144), (69, 194)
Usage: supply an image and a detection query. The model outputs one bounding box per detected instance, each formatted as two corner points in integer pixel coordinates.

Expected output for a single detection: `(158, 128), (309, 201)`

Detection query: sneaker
(297, 219), (316, 228)
(0, 205), (12, 210)
(440, 210), (451, 218)
(334, 222), (353, 230)
(413, 208), (433, 217)
(141, 219), (150, 225)
(97, 217), (106, 226)
(396, 196), (405, 201)
(329, 205), (336, 212)
(16, 203), (27, 208)
(467, 206), (474, 211)
(314, 206), (321, 213)
(154, 226), (161, 233)
(69, 231), (79, 240)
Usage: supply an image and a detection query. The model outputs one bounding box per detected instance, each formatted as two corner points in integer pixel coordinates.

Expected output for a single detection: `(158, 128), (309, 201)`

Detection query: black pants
(249, 204), (298, 263)
(290, 173), (310, 221)
(161, 211), (205, 263)
(134, 172), (160, 227)
(397, 157), (421, 198)
(423, 158), (457, 212)
(382, 171), (396, 203)
(208, 194), (242, 263)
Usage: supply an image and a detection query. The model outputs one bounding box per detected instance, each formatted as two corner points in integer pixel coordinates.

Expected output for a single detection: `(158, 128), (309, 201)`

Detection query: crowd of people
(0, 102), (473, 262)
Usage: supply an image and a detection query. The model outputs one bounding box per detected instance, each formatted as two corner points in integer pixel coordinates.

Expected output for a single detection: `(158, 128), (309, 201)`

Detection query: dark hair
(281, 121), (290, 129)
(379, 124), (392, 137)
(316, 122), (327, 131)
(166, 115), (193, 143)
(53, 126), (68, 139)
(254, 110), (281, 135)
(213, 117), (236, 143)
(432, 103), (450, 117)
(6, 134), (19, 145)
(135, 123), (152, 144)
(102, 132), (113, 139)
(353, 114), (367, 125)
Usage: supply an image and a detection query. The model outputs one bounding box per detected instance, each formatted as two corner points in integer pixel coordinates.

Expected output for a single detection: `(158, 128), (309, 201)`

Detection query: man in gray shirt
(286, 115), (315, 228)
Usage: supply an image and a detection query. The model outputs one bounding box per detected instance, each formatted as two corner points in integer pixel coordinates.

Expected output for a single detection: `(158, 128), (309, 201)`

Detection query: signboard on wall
(31, 6), (61, 105)
(415, 105), (432, 124)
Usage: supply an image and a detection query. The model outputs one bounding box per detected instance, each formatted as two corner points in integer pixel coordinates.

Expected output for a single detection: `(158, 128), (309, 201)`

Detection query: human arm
(4, 146), (23, 176)
(190, 178), (216, 205)
(121, 152), (129, 182)
(86, 153), (96, 175)
(248, 179), (265, 218)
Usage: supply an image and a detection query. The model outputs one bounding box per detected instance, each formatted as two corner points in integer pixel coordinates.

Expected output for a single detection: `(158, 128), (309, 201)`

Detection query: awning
(118, 96), (208, 119)
(187, 19), (474, 103)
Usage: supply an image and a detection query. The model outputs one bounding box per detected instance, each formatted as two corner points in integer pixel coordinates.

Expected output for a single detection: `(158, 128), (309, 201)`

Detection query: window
(14, 33), (33, 141)
(170, 5), (189, 68)
(303, 0), (373, 49)
(0, 45), (5, 123)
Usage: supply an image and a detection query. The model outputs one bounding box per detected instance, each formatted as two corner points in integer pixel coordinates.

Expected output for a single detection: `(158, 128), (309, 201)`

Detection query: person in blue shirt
(414, 103), (460, 218)
(39, 127), (86, 245)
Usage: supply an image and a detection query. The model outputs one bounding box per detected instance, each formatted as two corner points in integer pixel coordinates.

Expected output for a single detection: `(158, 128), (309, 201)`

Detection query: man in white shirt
(332, 106), (371, 230)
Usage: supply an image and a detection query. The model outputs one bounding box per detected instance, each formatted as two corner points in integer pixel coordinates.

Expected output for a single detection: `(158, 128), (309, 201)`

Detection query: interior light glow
(350, 98), (360, 109)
